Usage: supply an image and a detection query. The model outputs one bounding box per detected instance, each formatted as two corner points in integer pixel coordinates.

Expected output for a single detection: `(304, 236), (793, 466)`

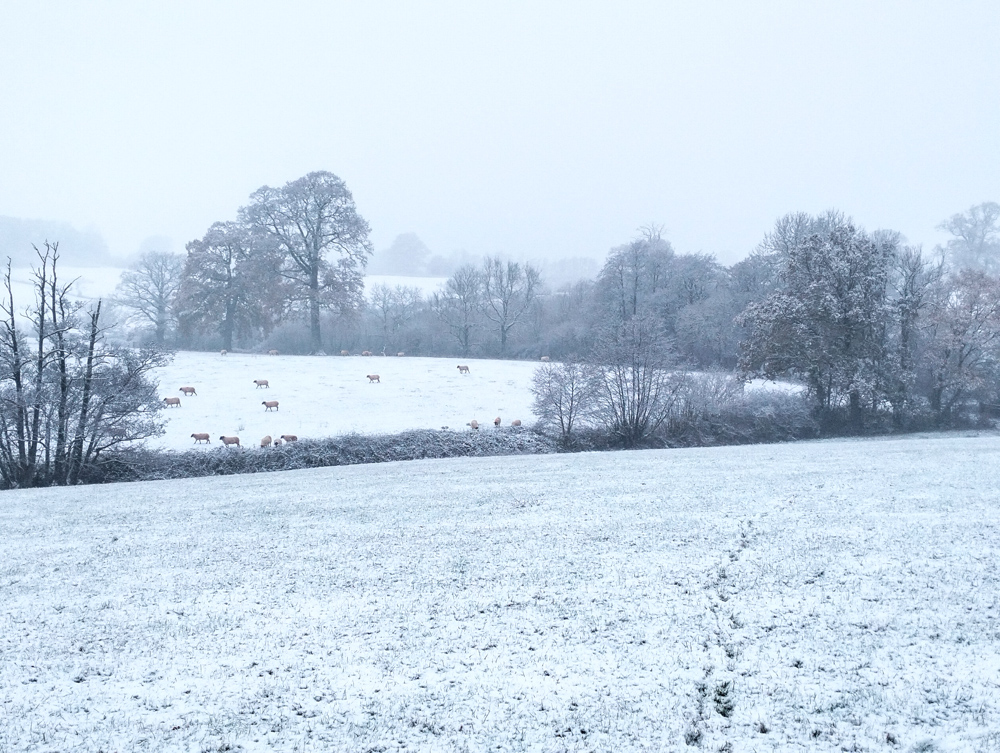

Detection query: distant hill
(0, 216), (121, 267)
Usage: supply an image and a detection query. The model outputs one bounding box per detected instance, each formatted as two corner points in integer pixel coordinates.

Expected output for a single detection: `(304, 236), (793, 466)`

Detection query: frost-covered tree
(242, 171), (373, 354)
(530, 361), (598, 442)
(739, 216), (897, 428)
(918, 269), (1000, 422)
(177, 222), (284, 351)
(938, 202), (1000, 273)
(597, 226), (674, 322)
(0, 245), (167, 488)
(591, 314), (681, 446)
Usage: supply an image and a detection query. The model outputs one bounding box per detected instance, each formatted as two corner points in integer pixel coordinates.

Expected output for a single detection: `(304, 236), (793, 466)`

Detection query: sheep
(494, 416), (501, 427)
(540, 356), (550, 362)
(273, 438), (282, 446)
(511, 419), (522, 427)
(220, 349), (228, 356)
(397, 351), (405, 357)
(467, 420), (479, 430)
(163, 397), (181, 407)
(219, 435), (240, 447)
(280, 434), (298, 442)
(191, 433), (211, 444)
(262, 400), (279, 411)
(254, 379), (269, 389)
(457, 364), (470, 374)
(179, 386), (197, 396)
(362, 350), (372, 356)
(260, 435), (272, 447)
(267, 349), (279, 356)
(340, 350), (350, 356)
(367, 374), (380, 383)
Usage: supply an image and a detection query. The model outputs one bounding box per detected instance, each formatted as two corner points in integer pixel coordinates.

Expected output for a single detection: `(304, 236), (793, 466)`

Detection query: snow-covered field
(2, 432), (998, 751)
(150, 352), (539, 450)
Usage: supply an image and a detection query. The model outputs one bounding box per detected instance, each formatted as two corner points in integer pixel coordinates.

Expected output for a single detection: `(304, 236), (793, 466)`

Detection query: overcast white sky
(1, 1), (998, 267)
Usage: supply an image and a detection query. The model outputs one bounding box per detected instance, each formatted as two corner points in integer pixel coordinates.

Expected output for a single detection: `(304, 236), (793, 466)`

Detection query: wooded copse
(110, 172), (1000, 433)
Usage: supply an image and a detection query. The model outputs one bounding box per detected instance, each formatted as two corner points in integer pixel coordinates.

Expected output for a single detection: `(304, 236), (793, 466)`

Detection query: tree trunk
(68, 302), (101, 485)
(309, 266), (323, 354)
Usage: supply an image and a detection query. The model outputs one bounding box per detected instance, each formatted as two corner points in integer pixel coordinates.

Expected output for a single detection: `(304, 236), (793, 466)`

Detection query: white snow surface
(150, 352), (539, 449)
(2, 432), (999, 751)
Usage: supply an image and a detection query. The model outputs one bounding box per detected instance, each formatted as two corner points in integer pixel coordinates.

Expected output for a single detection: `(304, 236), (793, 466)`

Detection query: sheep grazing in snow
(260, 435), (272, 448)
(467, 420), (479, 430)
(340, 350), (350, 356)
(494, 417), (501, 427)
(219, 435), (240, 447)
(457, 365), (470, 374)
(397, 351), (405, 357)
(191, 433), (210, 444)
(362, 350), (372, 356)
(367, 374), (380, 383)
(540, 356), (550, 362)
(280, 434), (298, 442)
(220, 349), (228, 356)
(273, 438), (282, 446)
(267, 349), (279, 356)
(262, 400), (279, 412)
(254, 379), (269, 388)
(179, 386), (197, 396)
(511, 419), (522, 427)
(163, 397), (181, 407)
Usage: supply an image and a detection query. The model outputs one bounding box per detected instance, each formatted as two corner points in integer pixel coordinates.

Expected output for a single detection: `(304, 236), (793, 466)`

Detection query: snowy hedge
(82, 427), (560, 484)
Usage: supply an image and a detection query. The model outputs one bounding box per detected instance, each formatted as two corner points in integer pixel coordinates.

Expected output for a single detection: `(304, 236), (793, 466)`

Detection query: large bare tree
(481, 257), (541, 356)
(177, 222), (284, 351)
(242, 171), (372, 354)
(114, 249), (185, 344)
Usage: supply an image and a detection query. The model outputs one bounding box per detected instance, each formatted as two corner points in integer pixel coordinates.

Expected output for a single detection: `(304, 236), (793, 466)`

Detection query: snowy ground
(150, 352), (540, 450)
(1, 432), (998, 752)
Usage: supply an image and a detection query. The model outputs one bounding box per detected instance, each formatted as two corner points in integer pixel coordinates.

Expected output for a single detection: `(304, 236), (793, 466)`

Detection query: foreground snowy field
(2, 433), (998, 752)
(150, 352), (540, 450)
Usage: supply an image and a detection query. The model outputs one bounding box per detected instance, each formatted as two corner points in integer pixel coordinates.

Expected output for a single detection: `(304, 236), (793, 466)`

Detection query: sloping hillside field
(2, 434), (998, 751)
(150, 352), (540, 450)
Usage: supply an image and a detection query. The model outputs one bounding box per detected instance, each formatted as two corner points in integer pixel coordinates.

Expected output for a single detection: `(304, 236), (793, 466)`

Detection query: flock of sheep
(161, 349), (530, 449)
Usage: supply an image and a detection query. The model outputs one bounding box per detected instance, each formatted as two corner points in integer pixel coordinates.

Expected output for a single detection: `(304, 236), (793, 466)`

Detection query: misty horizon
(2, 2), (998, 273)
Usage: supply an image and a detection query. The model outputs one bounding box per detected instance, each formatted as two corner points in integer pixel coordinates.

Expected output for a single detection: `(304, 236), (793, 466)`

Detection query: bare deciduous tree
(938, 201), (1000, 273)
(242, 171), (372, 354)
(368, 284), (423, 352)
(482, 257), (541, 356)
(0, 244), (167, 488)
(115, 250), (184, 344)
(433, 264), (483, 356)
(592, 314), (682, 446)
(530, 361), (598, 443)
(177, 221), (284, 351)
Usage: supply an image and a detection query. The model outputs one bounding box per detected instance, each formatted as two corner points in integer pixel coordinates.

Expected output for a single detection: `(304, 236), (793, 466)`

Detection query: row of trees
(116, 171), (373, 354)
(526, 206), (1000, 444)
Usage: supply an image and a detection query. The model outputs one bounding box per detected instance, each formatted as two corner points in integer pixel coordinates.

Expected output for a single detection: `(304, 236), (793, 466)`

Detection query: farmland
(149, 352), (540, 451)
(2, 432), (998, 751)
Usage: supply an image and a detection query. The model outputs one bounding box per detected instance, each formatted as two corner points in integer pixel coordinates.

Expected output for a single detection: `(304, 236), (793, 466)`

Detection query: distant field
(150, 351), (540, 450)
(1, 432), (998, 751)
